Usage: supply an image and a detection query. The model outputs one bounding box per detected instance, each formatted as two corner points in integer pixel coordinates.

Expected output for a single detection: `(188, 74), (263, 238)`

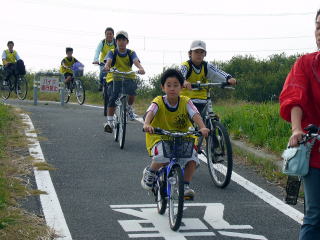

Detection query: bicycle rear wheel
(16, 75), (28, 100)
(156, 171), (167, 215)
(118, 96), (127, 149)
(168, 165), (184, 231)
(1, 79), (11, 100)
(75, 79), (85, 105)
(206, 120), (233, 188)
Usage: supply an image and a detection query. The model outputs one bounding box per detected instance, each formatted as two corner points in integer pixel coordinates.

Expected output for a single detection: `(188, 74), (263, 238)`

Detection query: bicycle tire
(119, 96), (126, 149)
(75, 79), (85, 105)
(206, 120), (233, 188)
(63, 84), (70, 103)
(1, 79), (11, 100)
(16, 75), (28, 100)
(156, 171), (167, 215)
(113, 108), (120, 142)
(168, 164), (184, 231)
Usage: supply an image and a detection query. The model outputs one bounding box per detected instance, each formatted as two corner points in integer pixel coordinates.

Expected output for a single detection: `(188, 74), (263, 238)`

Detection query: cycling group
(0, 41), (28, 100)
(91, 27), (237, 230)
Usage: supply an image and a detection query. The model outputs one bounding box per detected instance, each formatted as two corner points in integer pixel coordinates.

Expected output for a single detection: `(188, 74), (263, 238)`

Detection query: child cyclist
(60, 47), (82, 90)
(142, 69), (210, 199)
(180, 40), (236, 115)
(104, 30), (145, 132)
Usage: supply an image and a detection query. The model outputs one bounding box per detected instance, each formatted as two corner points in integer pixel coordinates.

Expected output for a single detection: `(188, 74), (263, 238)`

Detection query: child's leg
(128, 95), (135, 105)
(149, 162), (166, 172)
(184, 160), (197, 183)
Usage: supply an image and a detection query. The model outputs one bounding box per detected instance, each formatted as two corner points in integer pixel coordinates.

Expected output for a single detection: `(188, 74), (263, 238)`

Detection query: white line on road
(21, 113), (72, 240)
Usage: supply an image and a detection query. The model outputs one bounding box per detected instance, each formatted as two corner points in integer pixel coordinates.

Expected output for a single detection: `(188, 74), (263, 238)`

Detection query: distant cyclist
(180, 40), (236, 114)
(141, 69), (209, 199)
(60, 47), (83, 90)
(103, 30), (145, 133)
(92, 27), (116, 91)
(2, 41), (21, 86)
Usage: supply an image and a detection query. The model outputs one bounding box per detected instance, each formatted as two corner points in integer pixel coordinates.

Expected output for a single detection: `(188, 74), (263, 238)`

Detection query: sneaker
(127, 106), (136, 121)
(141, 167), (156, 190)
(104, 121), (113, 133)
(184, 184), (195, 200)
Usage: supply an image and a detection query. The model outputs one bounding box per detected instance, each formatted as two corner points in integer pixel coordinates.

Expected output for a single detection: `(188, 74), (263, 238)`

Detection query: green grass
(214, 101), (291, 154)
(0, 104), (53, 239)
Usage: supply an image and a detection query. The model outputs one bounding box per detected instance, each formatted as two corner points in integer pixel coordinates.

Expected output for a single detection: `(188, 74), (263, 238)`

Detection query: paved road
(7, 100), (304, 240)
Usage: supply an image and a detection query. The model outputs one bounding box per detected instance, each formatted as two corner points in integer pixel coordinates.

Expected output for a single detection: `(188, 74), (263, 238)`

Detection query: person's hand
(228, 78), (237, 85)
(199, 127), (210, 138)
(143, 124), (154, 133)
(104, 65), (110, 71)
(92, 61), (99, 65)
(183, 80), (192, 90)
(138, 68), (145, 75)
(289, 128), (305, 147)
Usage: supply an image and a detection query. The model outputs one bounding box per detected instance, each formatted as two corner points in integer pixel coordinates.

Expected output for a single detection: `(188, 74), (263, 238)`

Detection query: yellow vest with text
(145, 96), (194, 155)
(60, 57), (76, 74)
(106, 49), (135, 83)
(99, 39), (116, 63)
(180, 61), (208, 99)
(3, 50), (17, 64)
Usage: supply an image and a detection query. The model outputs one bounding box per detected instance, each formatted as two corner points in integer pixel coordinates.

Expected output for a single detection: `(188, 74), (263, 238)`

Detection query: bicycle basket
(112, 78), (137, 95)
(72, 62), (84, 77)
(161, 137), (195, 159)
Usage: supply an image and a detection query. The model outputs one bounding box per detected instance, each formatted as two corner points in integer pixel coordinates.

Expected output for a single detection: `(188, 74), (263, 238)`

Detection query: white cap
(190, 40), (206, 51)
(116, 30), (129, 40)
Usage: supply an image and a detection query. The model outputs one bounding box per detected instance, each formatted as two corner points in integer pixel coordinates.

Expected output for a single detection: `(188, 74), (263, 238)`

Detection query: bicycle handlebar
(109, 68), (140, 75)
(191, 82), (234, 90)
(143, 127), (202, 137)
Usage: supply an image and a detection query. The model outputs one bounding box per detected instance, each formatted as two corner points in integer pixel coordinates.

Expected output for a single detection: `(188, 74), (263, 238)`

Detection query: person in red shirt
(280, 9), (320, 240)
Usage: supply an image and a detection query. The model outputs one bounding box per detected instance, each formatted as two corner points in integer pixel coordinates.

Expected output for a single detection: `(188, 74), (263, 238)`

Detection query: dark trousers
(299, 167), (320, 239)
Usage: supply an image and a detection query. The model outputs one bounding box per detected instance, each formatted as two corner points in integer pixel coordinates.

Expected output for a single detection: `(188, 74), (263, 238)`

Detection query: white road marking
(21, 113), (72, 240)
(111, 203), (267, 239)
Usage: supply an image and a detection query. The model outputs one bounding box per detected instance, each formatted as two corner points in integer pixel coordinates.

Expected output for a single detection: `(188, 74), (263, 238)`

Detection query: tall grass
(214, 101), (291, 154)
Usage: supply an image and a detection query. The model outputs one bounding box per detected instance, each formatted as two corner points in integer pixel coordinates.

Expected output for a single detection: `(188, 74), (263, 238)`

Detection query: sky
(1, 0), (320, 80)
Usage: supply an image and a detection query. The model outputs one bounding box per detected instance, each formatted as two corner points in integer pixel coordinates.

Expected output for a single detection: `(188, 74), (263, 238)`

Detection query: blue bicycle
(150, 127), (201, 231)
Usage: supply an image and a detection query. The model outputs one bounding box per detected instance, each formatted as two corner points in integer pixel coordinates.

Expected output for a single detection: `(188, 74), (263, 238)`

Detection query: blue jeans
(99, 66), (107, 85)
(299, 167), (320, 240)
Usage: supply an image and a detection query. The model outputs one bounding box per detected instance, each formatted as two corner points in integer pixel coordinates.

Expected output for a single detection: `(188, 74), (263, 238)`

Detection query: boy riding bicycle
(180, 40), (236, 115)
(142, 69), (210, 199)
(2, 41), (21, 86)
(103, 30), (145, 133)
(60, 47), (83, 90)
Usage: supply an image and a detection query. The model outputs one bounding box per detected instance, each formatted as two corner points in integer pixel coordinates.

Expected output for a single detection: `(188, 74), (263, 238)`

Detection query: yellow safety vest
(99, 39), (116, 63)
(106, 49), (135, 83)
(180, 61), (208, 99)
(3, 50), (17, 64)
(60, 57), (76, 74)
(145, 95), (194, 155)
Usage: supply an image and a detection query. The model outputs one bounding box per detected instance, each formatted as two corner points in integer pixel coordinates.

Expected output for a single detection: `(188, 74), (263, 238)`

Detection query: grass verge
(0, 104), (54, 239)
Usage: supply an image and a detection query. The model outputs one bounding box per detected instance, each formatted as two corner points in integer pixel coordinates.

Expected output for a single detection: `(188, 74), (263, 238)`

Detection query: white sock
(107, 116), (114, 121)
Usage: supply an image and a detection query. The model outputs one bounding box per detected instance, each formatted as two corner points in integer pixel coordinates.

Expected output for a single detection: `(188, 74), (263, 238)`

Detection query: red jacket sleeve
(279, 56), (309, 123)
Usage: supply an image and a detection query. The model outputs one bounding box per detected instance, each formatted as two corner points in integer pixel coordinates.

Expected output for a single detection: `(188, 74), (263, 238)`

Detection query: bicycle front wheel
(16, 75), (28, 100)
(118, 96), (127, 149)
(156, 171), (167, 215)
(168, 165), (184, 231)
(206, 120), (233, 188)
(113, 107), (120, 142)
(75, 79), (85, 105)
(1, 80), (11, 100)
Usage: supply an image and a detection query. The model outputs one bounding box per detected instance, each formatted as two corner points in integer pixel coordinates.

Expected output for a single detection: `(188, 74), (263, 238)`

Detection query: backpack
(185, 60), (208, 80)
(16, 59), (26, 75)
(111, 49), (134, 67)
